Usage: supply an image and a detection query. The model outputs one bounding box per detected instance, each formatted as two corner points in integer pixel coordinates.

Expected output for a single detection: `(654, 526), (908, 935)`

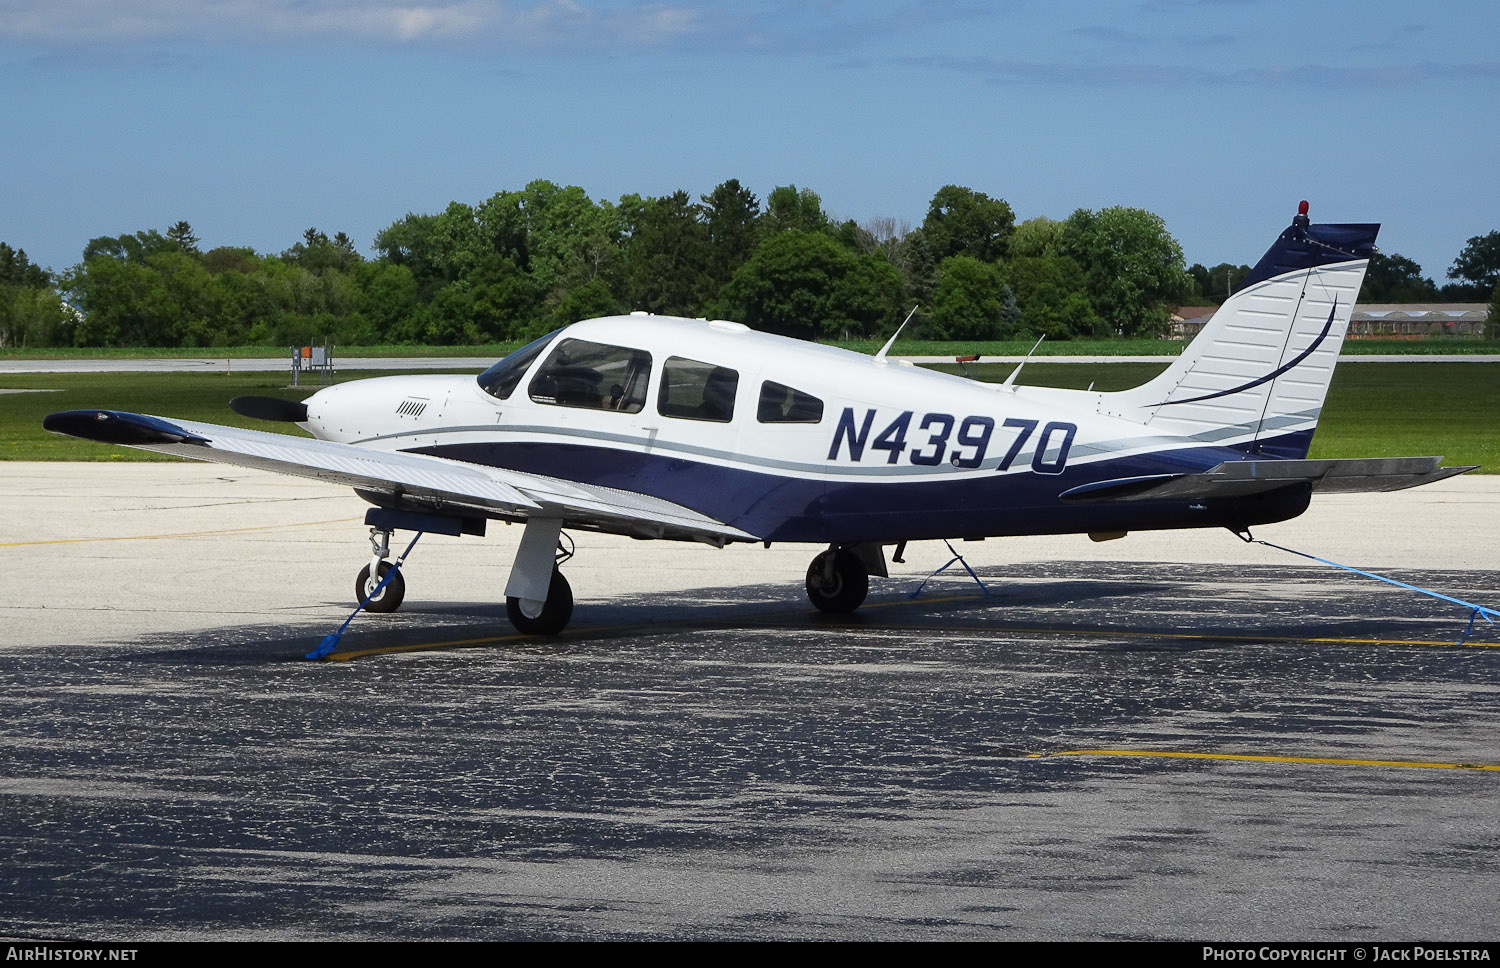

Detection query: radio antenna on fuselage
(874, 305), (920, 364)
(1001, 335), (1046, 390)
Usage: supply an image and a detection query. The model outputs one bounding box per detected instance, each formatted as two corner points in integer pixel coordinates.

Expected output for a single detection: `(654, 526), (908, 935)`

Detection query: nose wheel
(355, 526), (407, 613)
(805, 547), (869, 614)
(356, 560), (406, 613)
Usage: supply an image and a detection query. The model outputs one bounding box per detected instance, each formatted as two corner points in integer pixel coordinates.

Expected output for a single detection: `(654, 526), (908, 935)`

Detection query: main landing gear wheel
(356, 561), (406, 613)
(805, 548), (868, 614)
(506, 568), (573, 635)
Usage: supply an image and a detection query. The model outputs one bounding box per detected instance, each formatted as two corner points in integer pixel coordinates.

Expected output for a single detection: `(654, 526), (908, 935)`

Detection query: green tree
(0, 245), (73, 347)
(926, 255), (1019, 340)
(0, 285), (73, 347)
(469, 255), (542, 340)
(201, 246), (260, 275)
(208, 263), (277, 343)
(1001, 251), (1098, 337)
(1007, 217), (1065, 259)
(1361, 252), (1438, 303)
(921, 185), (1015, 263)
(477, 181), (622, 305)
(1003, 251), (1086, 307)
(166, 220), (200, 253)
(885, 226), (938, 308)
(1448, 230), (1500, 296)
(284, 227), (363, 274)
(762, 185), (832, 236)
(1187, 262), (1252, 304)
(1061, 207), (1190, 337)
(82, 229), (174, 265)
(63, 254), (177, 346)
(546, 278), (624, 333)
(0, 243), (52, 288)
(624, 190), (712, 316)
(712, 230), (904, 339)
(373, 212), (446, 295)
(702, 179), (761, 290)
(1020, 285), (1103, 339)
(353, 261), (421, 342)
(412, 280), (479, 345)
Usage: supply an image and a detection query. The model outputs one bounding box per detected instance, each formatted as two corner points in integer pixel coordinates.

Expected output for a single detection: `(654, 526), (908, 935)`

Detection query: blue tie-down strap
(306, 531), (425, 660)
(1239, 532), (1499, 646)
(909, 539), (991, 599)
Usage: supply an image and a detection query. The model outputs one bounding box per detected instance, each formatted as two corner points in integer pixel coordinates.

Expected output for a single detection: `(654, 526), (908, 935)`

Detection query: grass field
(3, 361), (1494, 470)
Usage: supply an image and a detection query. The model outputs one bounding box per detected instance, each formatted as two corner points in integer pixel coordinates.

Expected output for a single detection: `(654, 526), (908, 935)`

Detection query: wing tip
(43, 410), (209, 447)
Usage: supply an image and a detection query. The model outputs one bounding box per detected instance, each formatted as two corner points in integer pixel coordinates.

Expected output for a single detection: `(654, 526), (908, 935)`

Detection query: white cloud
(0, 0), (706, 48)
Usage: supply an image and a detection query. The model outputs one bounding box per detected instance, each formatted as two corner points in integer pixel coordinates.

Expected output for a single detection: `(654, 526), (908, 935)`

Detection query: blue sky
(3, 0), (1497, 287)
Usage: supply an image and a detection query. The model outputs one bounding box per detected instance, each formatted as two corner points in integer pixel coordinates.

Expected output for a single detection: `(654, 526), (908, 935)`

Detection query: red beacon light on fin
(1298, 200), (1310, 216)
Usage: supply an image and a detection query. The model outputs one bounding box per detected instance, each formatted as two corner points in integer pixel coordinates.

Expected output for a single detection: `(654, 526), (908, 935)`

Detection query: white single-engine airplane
(45, 203), (1474, 636)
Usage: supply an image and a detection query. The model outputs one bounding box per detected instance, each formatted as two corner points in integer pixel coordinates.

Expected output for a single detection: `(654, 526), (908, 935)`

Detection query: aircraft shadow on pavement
(99, 561), (1500, 665)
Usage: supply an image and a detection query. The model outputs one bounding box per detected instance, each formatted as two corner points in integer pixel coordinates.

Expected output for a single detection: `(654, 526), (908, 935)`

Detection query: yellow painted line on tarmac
(1037, 748), (1500, 772)
(866, 594), (1497, 648)
(324, 619), (677, 661)
(1, 517), (364, 548)
(324, 632), (527, 661)
(866, 593), (978, 608)
(883, 619), (1496, 649)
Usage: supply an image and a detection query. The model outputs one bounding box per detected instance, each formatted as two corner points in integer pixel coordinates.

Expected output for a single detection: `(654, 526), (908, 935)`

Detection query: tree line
(2, 181), (1497, 349)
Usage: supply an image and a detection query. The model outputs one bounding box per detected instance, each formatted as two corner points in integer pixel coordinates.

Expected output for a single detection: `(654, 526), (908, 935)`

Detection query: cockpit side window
(658, 358), (739, 423)
(757, 380), (824, 423)
(528, 338), (652, 413)
(476, 329), (562, 401)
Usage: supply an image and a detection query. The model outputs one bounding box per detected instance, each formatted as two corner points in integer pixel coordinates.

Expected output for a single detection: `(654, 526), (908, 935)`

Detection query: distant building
(1169, 303), (1489, 340)
(1345, 305), (1489, 339)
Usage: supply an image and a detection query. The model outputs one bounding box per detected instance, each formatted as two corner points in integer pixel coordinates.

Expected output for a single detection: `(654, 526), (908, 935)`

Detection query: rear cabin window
(757, 381), (824, 424)
(476, 328), (561, 401)
(657, 358), (739, 423)
(528, 338), (652, 413)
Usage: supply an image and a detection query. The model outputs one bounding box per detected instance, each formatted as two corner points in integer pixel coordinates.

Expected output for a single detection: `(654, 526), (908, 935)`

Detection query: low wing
(43, 409), (756, 546)
(1061, 456), (1477, 503)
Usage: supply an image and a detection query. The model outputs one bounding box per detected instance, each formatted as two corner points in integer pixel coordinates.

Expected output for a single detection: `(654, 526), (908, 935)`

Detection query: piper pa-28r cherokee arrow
(45, 203), (1475, 636)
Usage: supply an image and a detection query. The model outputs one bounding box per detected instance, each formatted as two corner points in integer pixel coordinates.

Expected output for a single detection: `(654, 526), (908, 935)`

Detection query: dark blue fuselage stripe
(417, 433), (1316, 543)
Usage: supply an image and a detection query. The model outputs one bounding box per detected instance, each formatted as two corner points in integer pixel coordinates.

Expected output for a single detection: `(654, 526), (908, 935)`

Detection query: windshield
(476, 328), (563, 400)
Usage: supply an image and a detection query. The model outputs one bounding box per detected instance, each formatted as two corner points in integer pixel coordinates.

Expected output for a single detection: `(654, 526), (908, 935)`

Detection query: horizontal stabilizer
(1061, 457), (1476, 503)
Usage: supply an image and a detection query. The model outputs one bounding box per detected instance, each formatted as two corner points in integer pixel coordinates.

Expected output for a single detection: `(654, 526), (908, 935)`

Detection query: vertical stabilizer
(1109, 203), (1378, 459)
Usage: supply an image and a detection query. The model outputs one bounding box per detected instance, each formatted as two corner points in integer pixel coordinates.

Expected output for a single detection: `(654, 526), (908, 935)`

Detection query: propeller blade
(229, 396), (309, 423)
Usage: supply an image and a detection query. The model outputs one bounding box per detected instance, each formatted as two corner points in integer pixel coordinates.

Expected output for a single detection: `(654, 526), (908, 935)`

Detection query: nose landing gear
(357, 527), (406, 613)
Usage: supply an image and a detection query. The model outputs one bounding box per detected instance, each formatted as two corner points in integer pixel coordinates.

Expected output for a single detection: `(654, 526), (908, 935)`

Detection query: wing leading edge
(42, 409), (756, 546)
